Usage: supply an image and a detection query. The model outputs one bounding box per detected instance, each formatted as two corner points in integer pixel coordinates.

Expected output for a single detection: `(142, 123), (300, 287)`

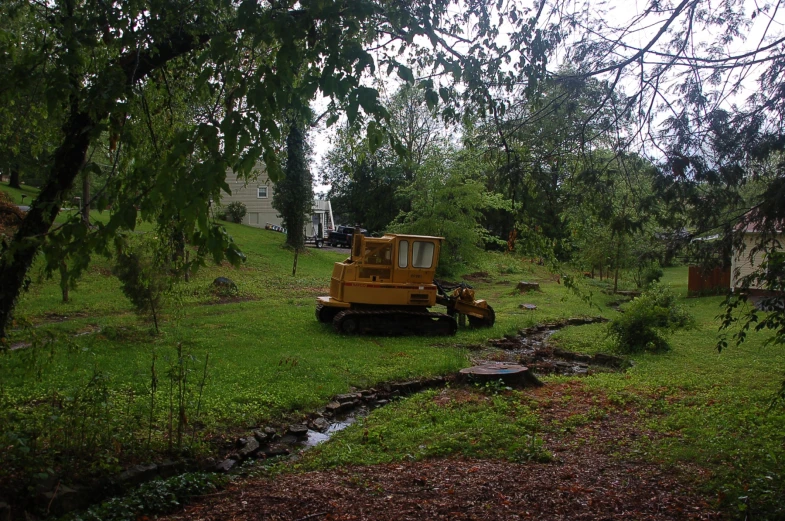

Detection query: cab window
(363, 242), (392, 265)
(412, 241), (435, 269)
(398, 240), (409, 268)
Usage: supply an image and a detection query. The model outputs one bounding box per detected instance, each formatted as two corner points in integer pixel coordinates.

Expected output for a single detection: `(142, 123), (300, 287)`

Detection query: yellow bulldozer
(316, 233), (495, 335)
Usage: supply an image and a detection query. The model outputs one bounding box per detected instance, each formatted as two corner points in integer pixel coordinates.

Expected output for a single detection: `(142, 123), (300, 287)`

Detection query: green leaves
(396, 65), (415, 84)
(366, 121), (383, 154)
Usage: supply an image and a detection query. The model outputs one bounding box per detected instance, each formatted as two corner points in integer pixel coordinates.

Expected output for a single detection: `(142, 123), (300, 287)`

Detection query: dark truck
(327, 226), (367, 248)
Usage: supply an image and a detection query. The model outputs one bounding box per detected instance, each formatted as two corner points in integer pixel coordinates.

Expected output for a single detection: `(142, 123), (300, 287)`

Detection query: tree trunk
(81, 170), (90, 225)
(0, 31), (212, 340)
(0, 104), (95, 339)
(9, 163), (21, 189)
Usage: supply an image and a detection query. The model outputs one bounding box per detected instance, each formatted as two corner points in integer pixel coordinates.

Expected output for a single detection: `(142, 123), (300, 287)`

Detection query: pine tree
(273, 121), (313, 252)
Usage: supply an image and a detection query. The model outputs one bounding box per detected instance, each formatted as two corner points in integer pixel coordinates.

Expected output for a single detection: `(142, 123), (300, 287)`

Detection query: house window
(257, 186), (268, 198)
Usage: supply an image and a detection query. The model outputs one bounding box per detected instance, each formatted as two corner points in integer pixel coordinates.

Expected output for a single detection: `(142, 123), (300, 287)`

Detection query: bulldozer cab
(350, 233), (440, 284)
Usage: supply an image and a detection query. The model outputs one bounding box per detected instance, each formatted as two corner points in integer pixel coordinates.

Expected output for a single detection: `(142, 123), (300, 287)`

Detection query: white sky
(309, 0), (785, 194)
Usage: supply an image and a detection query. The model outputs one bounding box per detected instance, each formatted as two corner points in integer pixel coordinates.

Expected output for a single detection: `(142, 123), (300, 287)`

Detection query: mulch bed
(162, 383), (722, 521)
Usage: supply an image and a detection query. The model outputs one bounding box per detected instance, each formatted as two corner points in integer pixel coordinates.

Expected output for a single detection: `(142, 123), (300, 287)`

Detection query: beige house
(731, 221), (783, 294)
(221, 167), (334, 238)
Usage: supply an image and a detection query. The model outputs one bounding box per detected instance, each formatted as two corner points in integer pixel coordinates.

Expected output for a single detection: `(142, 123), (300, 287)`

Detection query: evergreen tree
(274, 121), (313, 251)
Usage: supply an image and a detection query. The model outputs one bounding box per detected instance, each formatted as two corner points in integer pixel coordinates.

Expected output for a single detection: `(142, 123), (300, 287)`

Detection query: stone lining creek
(34, 317), (626, 517)
(483, 316), (631, 375)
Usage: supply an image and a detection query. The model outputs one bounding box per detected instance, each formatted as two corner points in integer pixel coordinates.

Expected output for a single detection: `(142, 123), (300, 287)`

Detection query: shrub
(113, 235), (172, 333)
(632, 262), (663, 288)
(608, 283), (693, 353)
(225, 201), (247, 223)
(0, 190), (25, 239)
(67, 472), (226, 521)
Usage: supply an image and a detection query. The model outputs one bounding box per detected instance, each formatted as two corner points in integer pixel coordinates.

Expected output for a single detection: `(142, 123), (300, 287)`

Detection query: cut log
(458, 363), (543, 387)
(516, 281), (540, 292)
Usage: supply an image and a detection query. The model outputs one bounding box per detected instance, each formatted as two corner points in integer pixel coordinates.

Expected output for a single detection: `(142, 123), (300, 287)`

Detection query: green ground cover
(0, 182), (40, 205)
(1, 188), (783, 517)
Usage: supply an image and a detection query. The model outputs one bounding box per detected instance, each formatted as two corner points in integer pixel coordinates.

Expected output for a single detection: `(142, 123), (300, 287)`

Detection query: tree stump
(516, 281), (540, 292)
(458, 363), (543, 387)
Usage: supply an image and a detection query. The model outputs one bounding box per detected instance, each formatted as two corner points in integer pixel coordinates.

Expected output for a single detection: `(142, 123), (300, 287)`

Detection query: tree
(545, 0), (785, 359)
(273, 119), (313, 251)
(0, 0), (557, 339)
(390, 145), (509, 275)
(322, 84), (447, 231)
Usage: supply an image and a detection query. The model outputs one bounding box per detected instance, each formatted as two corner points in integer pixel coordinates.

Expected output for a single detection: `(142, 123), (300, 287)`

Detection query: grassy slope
(2, 182), (783, 516)
(0, 182), (40, 204)
(301, 267), (785, 517)
(6, 216), (601, 431)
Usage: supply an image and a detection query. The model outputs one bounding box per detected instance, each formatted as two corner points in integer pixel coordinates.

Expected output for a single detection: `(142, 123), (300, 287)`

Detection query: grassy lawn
(1, 181), (40, 204)
(1, 195), (783, 517)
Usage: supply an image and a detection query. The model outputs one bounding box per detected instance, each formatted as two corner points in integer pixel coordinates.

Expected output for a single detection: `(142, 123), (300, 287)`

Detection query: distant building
(221, 167), (334, 238)
(731, 218), (783, 295)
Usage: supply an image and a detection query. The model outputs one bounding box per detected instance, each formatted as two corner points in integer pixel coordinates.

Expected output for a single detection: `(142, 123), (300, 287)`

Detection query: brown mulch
(163, 383), (722, 521)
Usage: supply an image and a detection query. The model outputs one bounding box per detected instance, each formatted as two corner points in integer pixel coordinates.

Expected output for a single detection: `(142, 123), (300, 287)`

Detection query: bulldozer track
(332, 309), (458, 336)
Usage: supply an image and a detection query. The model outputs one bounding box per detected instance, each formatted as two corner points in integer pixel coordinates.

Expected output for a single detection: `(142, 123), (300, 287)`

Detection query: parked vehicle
(327, 225), (367, 248)
(316, 233), (495, 335)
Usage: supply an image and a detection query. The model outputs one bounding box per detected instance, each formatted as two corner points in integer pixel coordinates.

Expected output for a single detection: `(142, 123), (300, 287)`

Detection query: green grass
(299, 388), (551, 470)
(2, 185), (783, 517)
(1, 181), (39, 204)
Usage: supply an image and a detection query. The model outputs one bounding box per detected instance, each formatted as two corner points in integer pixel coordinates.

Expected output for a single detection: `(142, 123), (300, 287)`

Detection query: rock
(390, 381), (421, 394)
(516, 281), (540, 292)
(0, 502), (9, 521)
(287, 424), (309, 438)
(362, 393), (377, 403)
(375, 399), (390, 406)
(519, 303), (537, 310)
(117, 463), (158, 486)
(158, 460), (185, 478)
(40, 485), (87, 515)
(592, 353), (629, 368)
(261, 448), (290, 459)
(335, 393), (361, 403)
(214, 459), (237, 473)
(201, 457), (217, 471)
(309, 417), (330, 432)
(253, 430), (269, 443)
(262, 426), (280, 440)
(325, 401), (352, 414)
(212, 277), (237, 290)
(239, 437), (261, 459)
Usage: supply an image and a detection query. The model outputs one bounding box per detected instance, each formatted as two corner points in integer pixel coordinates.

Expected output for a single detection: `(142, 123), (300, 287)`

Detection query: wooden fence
(687, 266), (730, 296)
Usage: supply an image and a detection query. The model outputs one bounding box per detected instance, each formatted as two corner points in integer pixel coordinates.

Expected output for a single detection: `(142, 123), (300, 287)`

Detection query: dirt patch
(461, 271), (491, 283)
(203, 295), (260, 306)
(41, 311), (89, 323)
(161, 382), (720, 521)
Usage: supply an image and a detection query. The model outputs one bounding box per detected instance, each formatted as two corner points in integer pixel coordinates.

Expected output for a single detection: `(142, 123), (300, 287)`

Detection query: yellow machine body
(316, 234), (494, 334)
(319, 234), (441, 308)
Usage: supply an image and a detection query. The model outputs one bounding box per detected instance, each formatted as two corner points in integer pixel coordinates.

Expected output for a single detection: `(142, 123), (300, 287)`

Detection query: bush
(608, 283), (693, 353)
(225, 201), (247, 223)
(0, 190), (25, 239)
(67, 472), (226, 521)
(642, 264), (664, 288)
(113, 235), (172, 333)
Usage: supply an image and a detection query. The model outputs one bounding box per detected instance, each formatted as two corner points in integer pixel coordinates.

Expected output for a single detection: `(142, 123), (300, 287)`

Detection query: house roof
(735, 209), (783, 234)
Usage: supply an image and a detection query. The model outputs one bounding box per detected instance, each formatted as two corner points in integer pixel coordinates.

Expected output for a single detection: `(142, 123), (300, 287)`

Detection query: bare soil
(162, 382), (721, 521)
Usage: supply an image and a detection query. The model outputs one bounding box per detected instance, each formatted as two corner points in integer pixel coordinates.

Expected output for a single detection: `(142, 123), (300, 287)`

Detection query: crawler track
(332, 309), (458, 336)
